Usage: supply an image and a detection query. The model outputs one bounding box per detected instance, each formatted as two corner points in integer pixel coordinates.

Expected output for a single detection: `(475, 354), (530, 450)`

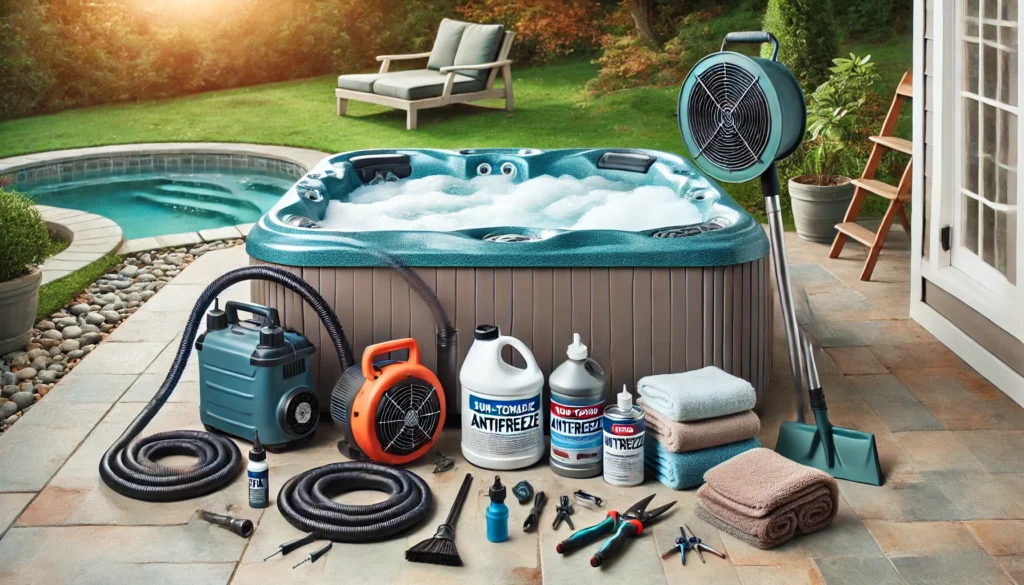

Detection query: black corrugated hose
(98, 265), (355, 502)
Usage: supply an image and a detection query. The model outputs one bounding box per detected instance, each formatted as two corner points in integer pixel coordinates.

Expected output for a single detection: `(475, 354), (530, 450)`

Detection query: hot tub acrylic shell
(247, 148), (772, 412)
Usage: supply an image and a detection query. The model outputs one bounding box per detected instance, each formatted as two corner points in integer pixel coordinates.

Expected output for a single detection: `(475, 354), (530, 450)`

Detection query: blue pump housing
(195, 300), (318, 449)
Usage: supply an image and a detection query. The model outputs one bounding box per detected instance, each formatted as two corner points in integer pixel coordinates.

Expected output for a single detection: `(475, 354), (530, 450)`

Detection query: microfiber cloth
(636, 367), (756, 422)
(694, 448), (839, 550)
(644, 437), (760, 490)
(643, 407), (761, 453)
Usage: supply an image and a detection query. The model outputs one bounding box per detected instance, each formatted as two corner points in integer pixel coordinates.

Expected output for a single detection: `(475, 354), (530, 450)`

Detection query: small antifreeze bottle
(602, 386), (645, 487)
(549, 333), (606, 478)
(486, 476), (509, 543)
(248, 430), (269, 508)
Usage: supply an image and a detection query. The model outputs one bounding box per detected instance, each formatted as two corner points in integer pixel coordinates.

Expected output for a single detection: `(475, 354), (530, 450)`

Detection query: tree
(762, 0), (838, 89)
(627, 0), (662, 47)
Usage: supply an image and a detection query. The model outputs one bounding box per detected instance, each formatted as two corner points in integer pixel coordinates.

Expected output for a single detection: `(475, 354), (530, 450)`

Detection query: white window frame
(925, 0), (1024, 341)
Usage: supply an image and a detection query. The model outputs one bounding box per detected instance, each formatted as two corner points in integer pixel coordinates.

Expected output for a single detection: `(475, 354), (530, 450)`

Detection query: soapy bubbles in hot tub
(320, 174), (713, 232)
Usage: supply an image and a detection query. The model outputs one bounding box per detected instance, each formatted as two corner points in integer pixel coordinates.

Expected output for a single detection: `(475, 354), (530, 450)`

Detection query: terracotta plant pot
(0, 267), (42, 355)
(788, 176), (856, 243)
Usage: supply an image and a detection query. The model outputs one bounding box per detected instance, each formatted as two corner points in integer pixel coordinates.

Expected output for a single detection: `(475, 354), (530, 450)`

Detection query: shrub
(586, 35), (687, 94)
(762, 0), (838, 89)
(0, 189), (49, 283)
(794, 53), (882, 184)
(675, 1), (766, 69)
(457, 0), (603, 63)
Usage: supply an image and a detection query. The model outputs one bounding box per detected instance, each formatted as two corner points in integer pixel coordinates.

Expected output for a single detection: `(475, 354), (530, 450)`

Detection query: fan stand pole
(760, 163), (808, 423)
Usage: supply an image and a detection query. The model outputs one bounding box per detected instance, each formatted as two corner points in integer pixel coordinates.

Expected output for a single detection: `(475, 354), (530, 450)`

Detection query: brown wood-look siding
(251, 258), (772, 416)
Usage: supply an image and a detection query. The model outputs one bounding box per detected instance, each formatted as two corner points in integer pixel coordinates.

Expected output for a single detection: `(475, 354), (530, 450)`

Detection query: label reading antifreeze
(466, 392), (542, 457)
(602, 416), (645, 486)
(550, 398), (604, 465)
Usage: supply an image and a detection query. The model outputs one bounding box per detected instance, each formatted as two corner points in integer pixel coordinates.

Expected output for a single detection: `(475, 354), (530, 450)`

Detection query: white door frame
(917, 0), (1023, 341)
(911, 0), (1024, 404)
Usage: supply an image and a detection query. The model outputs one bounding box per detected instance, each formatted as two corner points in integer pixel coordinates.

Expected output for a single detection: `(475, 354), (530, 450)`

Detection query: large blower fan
(677, 33), (882, 486)
(331, 338), (446, 464)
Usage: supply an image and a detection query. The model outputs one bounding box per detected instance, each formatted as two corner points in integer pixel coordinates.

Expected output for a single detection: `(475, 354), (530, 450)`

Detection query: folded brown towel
(642, 406), (761, 453)
(695, 448), (839, 549)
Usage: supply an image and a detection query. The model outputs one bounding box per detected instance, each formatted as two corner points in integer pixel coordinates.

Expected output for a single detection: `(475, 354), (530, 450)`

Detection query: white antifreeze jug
(460, 325), (545, 470)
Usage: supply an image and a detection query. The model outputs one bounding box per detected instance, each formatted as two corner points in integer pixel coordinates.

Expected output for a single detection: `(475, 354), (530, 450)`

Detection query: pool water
(26, 170), (294, 239)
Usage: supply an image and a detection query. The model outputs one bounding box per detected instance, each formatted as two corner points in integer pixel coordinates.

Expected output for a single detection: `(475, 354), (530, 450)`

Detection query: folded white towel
(637, 367), (756, 422)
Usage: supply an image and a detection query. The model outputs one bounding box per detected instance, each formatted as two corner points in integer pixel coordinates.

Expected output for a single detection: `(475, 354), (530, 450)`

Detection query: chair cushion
(372, 70), (485, 101)
(337, 73), (381, 93)
(452, 23), (505, 82)
(338, 70), (428, 94)
(426, 19), (468, 71)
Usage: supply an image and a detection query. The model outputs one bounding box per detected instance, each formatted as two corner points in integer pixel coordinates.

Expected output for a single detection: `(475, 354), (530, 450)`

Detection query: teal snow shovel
(775, 333), (883, 485)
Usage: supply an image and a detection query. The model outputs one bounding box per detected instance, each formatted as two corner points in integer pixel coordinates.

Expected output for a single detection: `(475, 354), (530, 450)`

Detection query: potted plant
(0, 189), (50, 354)
(789, 53), (881, 243)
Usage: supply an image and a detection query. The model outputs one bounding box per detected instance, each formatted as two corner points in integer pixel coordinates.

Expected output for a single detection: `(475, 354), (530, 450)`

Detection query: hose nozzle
(200, 510), (254, 538)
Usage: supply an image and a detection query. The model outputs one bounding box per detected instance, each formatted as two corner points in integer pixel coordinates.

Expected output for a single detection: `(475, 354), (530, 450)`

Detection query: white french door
(926, 0), (1024, 340)
(953, 0), (1020, 297)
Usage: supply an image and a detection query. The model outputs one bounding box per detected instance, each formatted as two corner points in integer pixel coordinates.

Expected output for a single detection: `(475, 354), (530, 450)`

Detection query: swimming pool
(247, 148), (773, 413)
(24, 170), (294, 239)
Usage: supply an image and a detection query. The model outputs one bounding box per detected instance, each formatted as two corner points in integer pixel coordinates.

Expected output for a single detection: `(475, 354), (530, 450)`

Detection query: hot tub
(247, 148), (772, 412)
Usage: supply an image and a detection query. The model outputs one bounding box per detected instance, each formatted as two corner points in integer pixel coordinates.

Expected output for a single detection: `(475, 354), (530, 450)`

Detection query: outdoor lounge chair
(335, 19), (514, 130)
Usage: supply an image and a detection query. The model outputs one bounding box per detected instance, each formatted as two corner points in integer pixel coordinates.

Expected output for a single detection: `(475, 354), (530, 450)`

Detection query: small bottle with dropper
(486, 475), (509, 543)
(248, 430), (269, 508)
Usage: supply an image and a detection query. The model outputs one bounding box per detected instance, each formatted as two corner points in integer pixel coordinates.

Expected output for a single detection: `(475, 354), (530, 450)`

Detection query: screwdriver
(263, 533), (316, 561)
(292, 542), (332, 569)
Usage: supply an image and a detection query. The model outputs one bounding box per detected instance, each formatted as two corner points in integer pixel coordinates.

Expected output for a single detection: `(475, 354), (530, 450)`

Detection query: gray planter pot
(0, 267), (41, 355)
(788, 177), (856, 243)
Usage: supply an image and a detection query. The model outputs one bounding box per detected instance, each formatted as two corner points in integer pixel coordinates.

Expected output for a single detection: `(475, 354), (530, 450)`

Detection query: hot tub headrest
(349, 154), (413, 183)
(597, 152), (656, 174)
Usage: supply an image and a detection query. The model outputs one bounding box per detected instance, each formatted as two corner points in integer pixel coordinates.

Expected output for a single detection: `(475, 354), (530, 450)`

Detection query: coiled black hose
(276, 461), (432, 542)
(99, 265), (355, 502)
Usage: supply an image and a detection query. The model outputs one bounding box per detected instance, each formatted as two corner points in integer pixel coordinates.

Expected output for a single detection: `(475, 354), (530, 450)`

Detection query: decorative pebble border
(0, 239), (244, 433)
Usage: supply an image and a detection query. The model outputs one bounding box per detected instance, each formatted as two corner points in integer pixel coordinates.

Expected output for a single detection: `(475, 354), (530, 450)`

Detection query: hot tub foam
(246, 148), (773, 415)
(322, 174), (709, 232)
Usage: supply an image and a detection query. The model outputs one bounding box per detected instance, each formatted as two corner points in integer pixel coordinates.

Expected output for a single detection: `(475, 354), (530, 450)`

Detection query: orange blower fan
(330, 338), (446, 464)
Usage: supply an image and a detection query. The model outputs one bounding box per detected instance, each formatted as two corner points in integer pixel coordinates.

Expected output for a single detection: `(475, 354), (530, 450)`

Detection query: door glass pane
(964, 195), (980, 254)
(966, 41), (981, 93)
(984, 42), (999, 98)
(985, 0), (998, 18)
(983, 103), (999, 200)
(965, 98), (980, 193)
(982, 204), (996, 264)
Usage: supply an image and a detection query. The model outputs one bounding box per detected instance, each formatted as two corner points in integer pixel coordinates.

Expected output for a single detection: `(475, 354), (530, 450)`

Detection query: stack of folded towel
(695, 448), (840, 549)
(639, 366), (762, 490)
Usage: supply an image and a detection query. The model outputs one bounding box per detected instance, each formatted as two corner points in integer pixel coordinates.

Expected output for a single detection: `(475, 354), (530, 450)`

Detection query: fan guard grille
(283, 390), (319, 436)
(374, 377), (442, 456)
(687, 63), (771, 172)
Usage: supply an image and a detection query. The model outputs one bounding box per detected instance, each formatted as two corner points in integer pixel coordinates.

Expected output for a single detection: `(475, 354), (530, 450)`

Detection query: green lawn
(0, 35), (912, 222)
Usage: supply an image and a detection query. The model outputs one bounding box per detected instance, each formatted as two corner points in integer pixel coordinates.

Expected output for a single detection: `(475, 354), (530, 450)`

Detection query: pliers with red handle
(554, 494), (675, 568)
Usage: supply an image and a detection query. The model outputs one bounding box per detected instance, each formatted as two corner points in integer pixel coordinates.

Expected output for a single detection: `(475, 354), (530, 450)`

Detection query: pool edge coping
(2, 142), (332, 255)
(35, 205), (125, 285)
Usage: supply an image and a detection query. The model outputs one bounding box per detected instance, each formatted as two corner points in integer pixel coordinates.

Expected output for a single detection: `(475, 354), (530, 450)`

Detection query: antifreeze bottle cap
(489, 475), (506, 504)
(566, 333), (588, 360)
(249, 430), (266, 462)
(475, 324), (499, 341)
(617, 385), (633, 411)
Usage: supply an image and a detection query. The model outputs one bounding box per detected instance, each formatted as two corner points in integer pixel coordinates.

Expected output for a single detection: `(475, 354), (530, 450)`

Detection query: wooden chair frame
(335, 31), (515, 130)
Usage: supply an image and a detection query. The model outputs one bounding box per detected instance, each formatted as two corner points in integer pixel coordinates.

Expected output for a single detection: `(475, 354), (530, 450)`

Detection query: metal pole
(761, 164), (807, 423)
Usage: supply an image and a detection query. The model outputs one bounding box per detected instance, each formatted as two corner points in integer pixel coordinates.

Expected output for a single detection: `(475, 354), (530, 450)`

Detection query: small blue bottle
(486, 475), (509, 543)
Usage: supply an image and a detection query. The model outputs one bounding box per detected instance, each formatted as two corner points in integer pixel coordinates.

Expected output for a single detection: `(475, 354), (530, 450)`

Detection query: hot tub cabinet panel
(250, 258), (772, 412)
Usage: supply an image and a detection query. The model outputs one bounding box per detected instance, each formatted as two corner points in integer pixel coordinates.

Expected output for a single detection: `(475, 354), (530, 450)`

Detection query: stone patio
(0, 226), (1022, 585)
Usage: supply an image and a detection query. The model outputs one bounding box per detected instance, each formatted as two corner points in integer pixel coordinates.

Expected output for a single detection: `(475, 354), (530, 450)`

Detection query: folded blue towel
(644, 437), (761, 490)
(637, 367), (757, 422)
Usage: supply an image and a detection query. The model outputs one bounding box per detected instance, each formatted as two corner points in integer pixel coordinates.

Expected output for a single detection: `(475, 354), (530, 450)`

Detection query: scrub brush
(405, 472), (473, 567)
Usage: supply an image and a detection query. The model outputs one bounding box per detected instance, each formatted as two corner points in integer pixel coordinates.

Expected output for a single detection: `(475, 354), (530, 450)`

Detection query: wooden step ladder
(829, 71), (913, 281)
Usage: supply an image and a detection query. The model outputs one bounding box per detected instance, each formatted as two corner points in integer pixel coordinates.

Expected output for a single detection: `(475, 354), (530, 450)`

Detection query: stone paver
(0, 229), (1022, 585)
